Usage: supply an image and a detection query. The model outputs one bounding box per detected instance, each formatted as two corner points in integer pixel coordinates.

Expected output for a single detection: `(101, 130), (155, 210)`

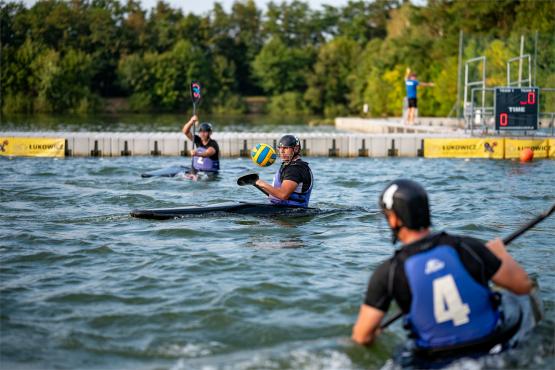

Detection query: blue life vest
(269, 161), (313, 208)
(403, 245), (500, 349)
(193, 146), (219, 172)
(406, 79), (420, 98)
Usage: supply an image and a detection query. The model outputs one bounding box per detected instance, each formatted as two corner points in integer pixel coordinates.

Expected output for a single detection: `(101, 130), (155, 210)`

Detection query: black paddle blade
(190, 81), (202, 105)
(237, 173), (259, 186)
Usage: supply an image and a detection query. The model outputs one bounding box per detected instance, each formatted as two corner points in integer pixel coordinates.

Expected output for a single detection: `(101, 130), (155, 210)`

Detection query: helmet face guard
(379, 179), (431, 243)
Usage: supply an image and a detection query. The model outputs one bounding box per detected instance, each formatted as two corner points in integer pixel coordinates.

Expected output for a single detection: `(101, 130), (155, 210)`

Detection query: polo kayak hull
(130, 202), (318, 220)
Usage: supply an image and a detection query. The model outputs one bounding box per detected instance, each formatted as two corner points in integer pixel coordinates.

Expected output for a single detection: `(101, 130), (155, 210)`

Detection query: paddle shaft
(192, 103), (196, 147)
(502, 203), (554, 245)
(191, 103), (197, 173)
(254, 183), (269, 196)
(190, 81), (201, 174)
(380, 311), (403, 329)
(379, 202), (555, 330)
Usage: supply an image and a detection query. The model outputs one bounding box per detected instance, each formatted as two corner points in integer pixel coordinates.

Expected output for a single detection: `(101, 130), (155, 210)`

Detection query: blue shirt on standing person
(406, 78), (420, 99)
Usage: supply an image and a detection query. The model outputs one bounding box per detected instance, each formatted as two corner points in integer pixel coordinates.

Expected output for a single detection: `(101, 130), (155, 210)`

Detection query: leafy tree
(120, 0), (149, 53)
(147, 1), (183, 52)
(336, 0), (397, 43)
(203, 2), (262, 97)
(0, 1), (26, 48)
(268, 92), (309, 115)
(29, 47), (97, 112)
(1, 37), (44, 113)
(118, 40), (209, 110)
(252, 37), (313, 95)
(305, 37), (361, 115)
(264, 1), (323, 47)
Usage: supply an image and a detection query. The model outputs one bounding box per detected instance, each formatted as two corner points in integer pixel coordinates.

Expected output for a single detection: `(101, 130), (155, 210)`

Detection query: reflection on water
(1, 113), (336, 133)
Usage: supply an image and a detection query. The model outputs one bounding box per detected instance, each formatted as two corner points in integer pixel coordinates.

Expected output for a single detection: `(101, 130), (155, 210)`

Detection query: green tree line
(1, 0), (554, 116)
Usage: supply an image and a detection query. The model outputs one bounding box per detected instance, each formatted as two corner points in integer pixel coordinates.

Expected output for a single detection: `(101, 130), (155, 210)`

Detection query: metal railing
(464, 57), (487, 132)
(507, 54), (532, 87)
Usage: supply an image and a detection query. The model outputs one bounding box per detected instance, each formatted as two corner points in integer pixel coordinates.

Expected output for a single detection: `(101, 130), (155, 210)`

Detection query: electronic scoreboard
(495, 87), (539, 131)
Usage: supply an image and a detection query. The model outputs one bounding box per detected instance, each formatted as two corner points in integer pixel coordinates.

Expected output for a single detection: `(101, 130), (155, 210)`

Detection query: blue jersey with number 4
(403, 245), (499, 349)
(405, 79), (419, 98)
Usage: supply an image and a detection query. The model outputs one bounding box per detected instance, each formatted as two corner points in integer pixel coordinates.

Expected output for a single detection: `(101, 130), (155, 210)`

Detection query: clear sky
(20, 0), (351, 15)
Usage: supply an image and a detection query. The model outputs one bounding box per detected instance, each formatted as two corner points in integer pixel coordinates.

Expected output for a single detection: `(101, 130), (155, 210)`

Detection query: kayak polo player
(255, 135), (314, 208)
(352, 179), (532, 363)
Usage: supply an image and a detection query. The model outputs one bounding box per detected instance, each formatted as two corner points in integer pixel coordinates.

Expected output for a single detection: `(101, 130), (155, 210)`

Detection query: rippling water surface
(1, 156), (554, 369)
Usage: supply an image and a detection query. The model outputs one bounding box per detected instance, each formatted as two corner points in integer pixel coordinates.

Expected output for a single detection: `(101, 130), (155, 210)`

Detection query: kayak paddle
(503, 202), (554, 245)
(380, 202), (555, 330)
(190, 81), (202, 175)
(237, 172), (269, 196)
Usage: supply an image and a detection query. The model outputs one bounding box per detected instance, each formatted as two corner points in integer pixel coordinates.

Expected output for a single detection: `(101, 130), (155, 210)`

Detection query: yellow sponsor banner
(504, 138), (550, 159)
(0, 137), (65, 157)
(424, 138), (504, 159)
(550, 139), (555, 158)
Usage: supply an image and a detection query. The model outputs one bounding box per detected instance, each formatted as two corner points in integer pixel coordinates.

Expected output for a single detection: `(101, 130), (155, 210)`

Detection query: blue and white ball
(251, 143), (277, 167)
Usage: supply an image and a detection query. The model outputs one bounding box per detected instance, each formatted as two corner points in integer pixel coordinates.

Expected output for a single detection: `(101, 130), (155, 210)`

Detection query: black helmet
(278, 135), (300, 149)
(199, 122), (213, 132)
(379, 179), (431, 230)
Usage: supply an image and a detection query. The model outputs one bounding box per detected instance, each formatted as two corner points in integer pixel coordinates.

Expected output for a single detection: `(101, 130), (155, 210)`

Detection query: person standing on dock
(255, 135), (313, 208)
(352, 179), (532, 363)
(182, 115), (220, 173)
(405, 69), (434, 125)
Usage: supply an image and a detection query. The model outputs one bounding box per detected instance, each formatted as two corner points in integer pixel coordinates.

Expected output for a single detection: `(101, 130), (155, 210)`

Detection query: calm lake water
(1, 156), (554, 370)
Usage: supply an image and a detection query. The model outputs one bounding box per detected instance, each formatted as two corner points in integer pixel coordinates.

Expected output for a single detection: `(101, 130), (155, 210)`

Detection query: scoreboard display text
(495, 87), (539, 130)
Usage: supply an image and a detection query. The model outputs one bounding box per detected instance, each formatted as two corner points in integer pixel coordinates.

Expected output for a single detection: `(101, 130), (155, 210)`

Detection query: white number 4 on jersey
(433, 274), (471, 326)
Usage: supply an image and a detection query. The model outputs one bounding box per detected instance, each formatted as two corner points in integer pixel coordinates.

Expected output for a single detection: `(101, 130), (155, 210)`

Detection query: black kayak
(387, 282), (544, 370)
(130, 202), (319, 220)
